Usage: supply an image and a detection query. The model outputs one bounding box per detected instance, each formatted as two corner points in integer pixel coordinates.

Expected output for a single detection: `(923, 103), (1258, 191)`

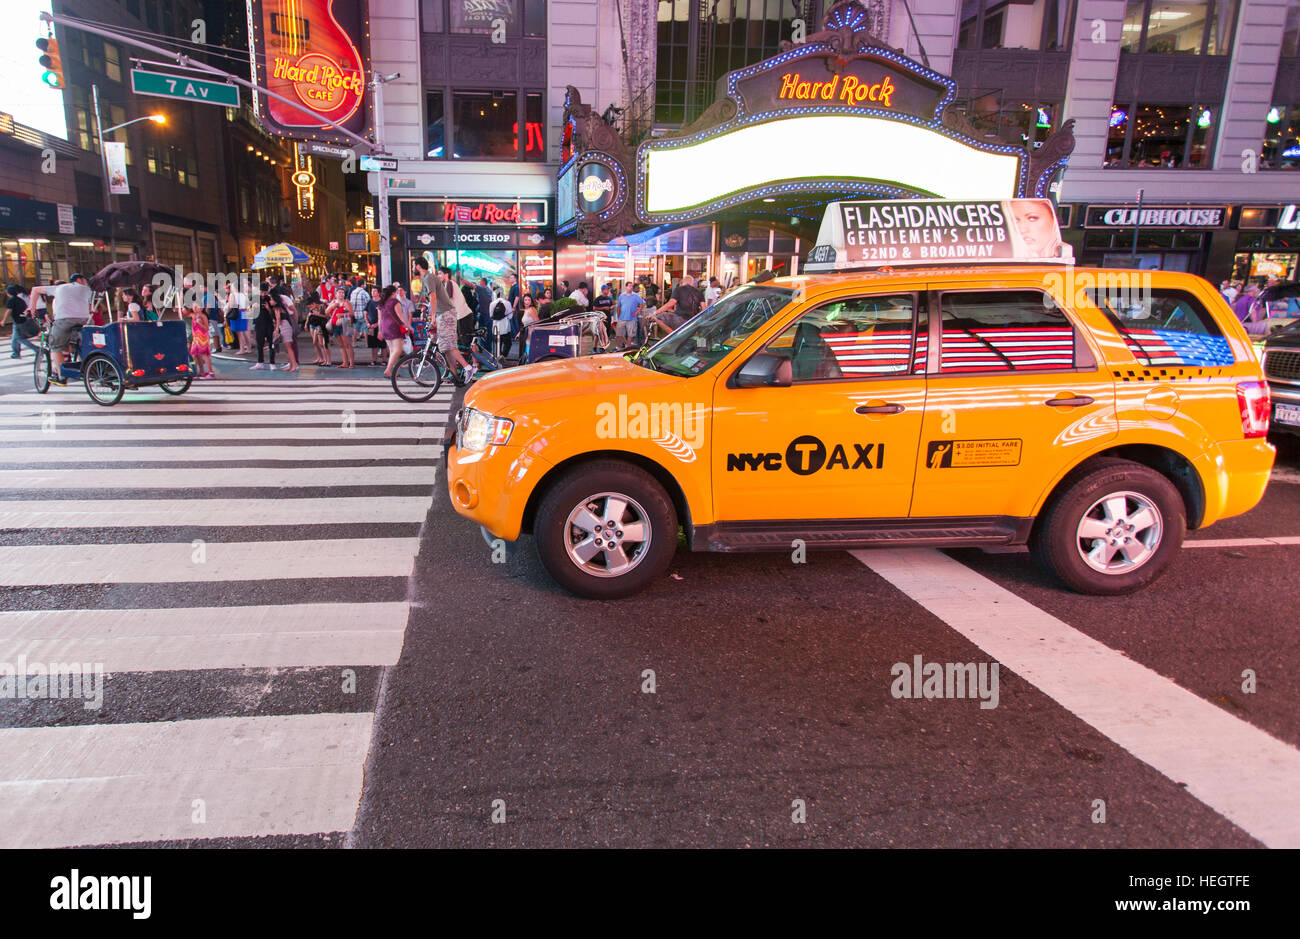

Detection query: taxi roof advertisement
(806, 198), (1071, 271)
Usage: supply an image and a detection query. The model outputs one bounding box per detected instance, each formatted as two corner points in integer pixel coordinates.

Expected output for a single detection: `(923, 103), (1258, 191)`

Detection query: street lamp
(92, 81), (165, 213)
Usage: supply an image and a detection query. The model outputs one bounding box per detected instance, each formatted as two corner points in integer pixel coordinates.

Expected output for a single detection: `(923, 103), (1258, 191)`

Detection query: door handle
(1045, 395), (1095, 407)
(855, 402), (905, 415)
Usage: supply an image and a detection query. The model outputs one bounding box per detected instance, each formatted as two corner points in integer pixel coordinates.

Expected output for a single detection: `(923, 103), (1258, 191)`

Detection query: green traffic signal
(35, 36), (63, 90)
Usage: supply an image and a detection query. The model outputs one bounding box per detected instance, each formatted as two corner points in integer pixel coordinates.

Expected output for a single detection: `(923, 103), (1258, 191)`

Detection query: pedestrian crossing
(0, 376), (453, 847)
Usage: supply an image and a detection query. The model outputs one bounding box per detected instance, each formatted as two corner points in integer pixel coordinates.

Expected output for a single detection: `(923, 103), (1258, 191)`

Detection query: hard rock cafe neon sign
(778, 72), (895, 107)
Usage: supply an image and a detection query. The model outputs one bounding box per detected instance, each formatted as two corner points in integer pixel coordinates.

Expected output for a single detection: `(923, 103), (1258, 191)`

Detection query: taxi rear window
(1087, 287), (1234, 368)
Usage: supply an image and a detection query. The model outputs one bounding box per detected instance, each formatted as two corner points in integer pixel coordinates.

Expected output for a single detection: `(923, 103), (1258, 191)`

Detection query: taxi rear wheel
(1030, 458), (1185, 595)
(534, 461), (678, 599)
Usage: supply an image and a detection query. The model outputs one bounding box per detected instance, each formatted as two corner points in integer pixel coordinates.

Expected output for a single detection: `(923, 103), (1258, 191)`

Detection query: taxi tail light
(1236, 381), (1270, 438)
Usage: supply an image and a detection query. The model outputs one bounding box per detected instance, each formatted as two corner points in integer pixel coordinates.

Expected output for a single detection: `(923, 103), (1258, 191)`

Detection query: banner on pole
(104, 141), (130, 195)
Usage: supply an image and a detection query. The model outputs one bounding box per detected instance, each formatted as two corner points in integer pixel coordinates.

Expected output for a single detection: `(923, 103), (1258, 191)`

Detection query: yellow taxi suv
(446, 201), (1274, 599)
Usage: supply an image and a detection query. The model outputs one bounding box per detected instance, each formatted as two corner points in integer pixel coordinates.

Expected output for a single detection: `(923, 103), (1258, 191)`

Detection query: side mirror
(732, 352), (792, 388)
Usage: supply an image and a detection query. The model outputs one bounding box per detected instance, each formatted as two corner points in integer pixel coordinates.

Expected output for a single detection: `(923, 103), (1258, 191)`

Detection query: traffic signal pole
(41, 11), (382, 155)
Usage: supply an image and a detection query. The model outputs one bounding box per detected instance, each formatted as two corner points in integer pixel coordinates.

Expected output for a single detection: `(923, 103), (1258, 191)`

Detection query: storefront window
(427, 0), (546, 37)
(421, 0), (444, 32)
(1107, 102), (1216, 167)
(958, 0), (1076, 51)
(1262, 104), (1300, 169)
(451, 90), (518, 159)
(1120, 0), (1235, 55)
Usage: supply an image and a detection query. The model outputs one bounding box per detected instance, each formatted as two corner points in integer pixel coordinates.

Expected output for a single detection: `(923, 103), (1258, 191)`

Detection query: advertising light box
(805, 199), (1072, 271)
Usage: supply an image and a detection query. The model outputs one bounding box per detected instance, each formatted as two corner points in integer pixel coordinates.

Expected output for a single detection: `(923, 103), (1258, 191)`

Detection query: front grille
(1264, 349), (1300, 382)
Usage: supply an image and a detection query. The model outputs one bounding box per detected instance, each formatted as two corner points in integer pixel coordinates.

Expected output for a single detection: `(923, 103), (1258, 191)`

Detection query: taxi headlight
(460, 408), (514, 451)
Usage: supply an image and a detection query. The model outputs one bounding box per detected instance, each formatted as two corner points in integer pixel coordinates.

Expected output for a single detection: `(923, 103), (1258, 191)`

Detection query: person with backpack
(488, 287), (513, 358)
(3, 285), (40, 358)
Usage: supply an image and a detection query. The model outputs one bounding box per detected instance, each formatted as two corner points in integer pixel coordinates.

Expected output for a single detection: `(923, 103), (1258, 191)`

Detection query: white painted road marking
(0, 444), (442, 462)
(0, 602), (409, 671)
(0, 465), (437, 489)
(0, 537), (421, 585)
(0, 424), (448, 441)
(0, 713), (374, 848)
(854, 548), (1300, 848)
(0, 495), (433, 527)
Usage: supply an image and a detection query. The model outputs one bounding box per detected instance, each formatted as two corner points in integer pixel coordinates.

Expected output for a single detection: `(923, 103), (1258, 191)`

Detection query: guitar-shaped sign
(255, 0), (367, 136)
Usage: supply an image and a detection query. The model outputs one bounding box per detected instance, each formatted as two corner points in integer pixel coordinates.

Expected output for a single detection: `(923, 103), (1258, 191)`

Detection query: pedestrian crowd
(1220, 276), (1300, 336)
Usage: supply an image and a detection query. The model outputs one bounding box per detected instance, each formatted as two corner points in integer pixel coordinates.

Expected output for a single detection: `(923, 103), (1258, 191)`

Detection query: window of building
(451, 89), (517, 158)
(422, 1), (547, 37)
(426, 88), (543, 160)
(1120, 0), (1236, 55)
(958, 0), (1077, 51)
(958, 93), (1062, 147)
(1262, 104), (1300, 169)
(766, 294), (919, 382)
(105, 44), (121, 82)
(1284, 0), (1300, 56)
(126, 0), (140, 18)
(426, 91), (445, 157)
(939, 291), (1076, 372)
(1106, 102), (1216, 167)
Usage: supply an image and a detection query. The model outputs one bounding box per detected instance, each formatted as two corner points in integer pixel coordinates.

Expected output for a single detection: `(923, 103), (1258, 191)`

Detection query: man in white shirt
(568, 282), (590, 307)
(29, 273), (92, 384)
(703, 276), (722, 307)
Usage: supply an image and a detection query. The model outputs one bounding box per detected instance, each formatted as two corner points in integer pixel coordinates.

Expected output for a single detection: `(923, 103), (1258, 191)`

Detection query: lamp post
(92, 82), (165, 214)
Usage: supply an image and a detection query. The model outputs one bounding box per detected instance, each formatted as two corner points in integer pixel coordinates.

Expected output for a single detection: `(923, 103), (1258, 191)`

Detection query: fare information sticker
(926, 439), (1022, 469)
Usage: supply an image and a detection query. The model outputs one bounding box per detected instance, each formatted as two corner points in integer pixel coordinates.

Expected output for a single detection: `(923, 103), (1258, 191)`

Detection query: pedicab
(32, 261), (194, 405)
(520, 310), (610, 364)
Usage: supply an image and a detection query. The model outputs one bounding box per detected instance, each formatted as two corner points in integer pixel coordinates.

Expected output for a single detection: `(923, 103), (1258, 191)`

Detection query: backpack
(490, 297), (510, 320)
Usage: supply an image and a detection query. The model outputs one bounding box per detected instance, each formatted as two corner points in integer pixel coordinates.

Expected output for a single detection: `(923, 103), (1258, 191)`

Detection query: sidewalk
(210, 335), (393, 381)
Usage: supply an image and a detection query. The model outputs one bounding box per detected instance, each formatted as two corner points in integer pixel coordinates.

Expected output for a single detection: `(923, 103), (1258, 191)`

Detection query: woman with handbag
(3, 285), (40, 358)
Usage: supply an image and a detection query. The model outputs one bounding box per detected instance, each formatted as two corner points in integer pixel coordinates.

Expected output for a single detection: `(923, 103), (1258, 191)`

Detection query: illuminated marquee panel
(639, 115), (1024, 223)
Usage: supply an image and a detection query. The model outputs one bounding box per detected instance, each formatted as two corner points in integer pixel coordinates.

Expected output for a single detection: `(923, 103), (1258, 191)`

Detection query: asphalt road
(0, 345), (1296, 848)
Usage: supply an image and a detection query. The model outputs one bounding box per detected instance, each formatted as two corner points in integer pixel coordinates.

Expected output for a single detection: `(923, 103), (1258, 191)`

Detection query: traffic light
(36, 36), (63, 90)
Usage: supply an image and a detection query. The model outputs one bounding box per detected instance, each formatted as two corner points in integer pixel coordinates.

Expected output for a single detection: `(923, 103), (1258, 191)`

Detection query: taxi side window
(765, 294), (919, 382)
(1087, 287), (1234, 367)
(939, 290), (1075, 372)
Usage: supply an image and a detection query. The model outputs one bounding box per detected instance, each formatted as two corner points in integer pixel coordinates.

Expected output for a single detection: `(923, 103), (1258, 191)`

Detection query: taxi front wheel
(1030, 458), (1186, 595)
(534, 461), (679, 599)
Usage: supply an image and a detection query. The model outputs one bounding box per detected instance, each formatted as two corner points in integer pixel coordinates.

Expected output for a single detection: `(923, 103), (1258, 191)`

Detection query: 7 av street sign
(130, 69), (240, 108)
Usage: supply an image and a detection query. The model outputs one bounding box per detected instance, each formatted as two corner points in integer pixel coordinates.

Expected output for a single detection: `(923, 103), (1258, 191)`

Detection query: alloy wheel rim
(1075, 490), (1163, 575)
(563, 491), (651, 578)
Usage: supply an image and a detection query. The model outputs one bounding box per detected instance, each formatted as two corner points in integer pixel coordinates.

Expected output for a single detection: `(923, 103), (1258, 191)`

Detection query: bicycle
(390, 317), (447, 402)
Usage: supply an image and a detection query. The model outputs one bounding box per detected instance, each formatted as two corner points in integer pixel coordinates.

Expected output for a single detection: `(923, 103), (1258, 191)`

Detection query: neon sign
(777, 72), (895, 107)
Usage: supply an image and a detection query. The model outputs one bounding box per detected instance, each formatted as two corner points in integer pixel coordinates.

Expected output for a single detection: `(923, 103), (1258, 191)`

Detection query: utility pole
(371, 72), (399, 287)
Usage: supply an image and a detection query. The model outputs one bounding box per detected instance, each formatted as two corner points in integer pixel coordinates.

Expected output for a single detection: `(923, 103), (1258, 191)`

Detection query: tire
(33, 347), (50, 393)
(391, 350), (443, 402)
(82, 355), (125, 406)
(1029, 458), (1185, 595)
(159, 375), (193, 395)
(534, 460), (679, 599)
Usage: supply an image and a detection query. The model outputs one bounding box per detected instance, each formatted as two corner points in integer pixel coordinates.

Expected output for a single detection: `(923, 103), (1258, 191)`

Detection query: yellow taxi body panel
(446, 266), (1273, 543)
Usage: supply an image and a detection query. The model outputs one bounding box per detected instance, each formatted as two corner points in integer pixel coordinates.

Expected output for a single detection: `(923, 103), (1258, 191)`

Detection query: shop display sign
(397, 198), (549, 227)
(247, 0), (370, 145)
(1083, 205), (1227, 229)
(405, 229), (553, 249)
(451, 0), (514, 30)
(806, 198), (1071, 271)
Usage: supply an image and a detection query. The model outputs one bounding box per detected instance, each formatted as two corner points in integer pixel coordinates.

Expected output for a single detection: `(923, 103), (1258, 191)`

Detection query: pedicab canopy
(803, 198), (1073, 273)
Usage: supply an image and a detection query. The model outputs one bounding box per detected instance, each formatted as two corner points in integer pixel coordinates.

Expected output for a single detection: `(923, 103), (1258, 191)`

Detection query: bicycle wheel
(33, 345), (51, 393)
(159, 375), (193, 395)
(391, 351), (442, 402)
(83, 355), (124, 406)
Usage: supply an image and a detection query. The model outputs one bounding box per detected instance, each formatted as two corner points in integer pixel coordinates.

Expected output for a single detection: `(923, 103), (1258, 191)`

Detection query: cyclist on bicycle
(29, 273), (92, 386)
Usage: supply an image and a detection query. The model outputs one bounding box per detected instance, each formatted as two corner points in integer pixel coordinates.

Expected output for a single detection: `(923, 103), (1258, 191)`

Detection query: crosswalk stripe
(0, 713), (374, 848)
(0, 537), (420, 585)
(0, 425), (447, 441)
(854, 548), (1300, 849)
(0, 495), (433, 528)
(0, 397), (449, 411)
(0, 444), (441, 462)
(0, 602), (409, 671)
(0, 465), (437, 488)
(0, 412), (449, 426)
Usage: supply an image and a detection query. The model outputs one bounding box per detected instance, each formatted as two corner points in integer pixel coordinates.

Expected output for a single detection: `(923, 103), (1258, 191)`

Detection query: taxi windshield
(640, 284), (795, 377)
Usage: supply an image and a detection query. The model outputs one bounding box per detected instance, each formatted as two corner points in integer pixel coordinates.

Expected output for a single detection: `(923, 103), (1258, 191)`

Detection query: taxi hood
(464, 354), (691, 415)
